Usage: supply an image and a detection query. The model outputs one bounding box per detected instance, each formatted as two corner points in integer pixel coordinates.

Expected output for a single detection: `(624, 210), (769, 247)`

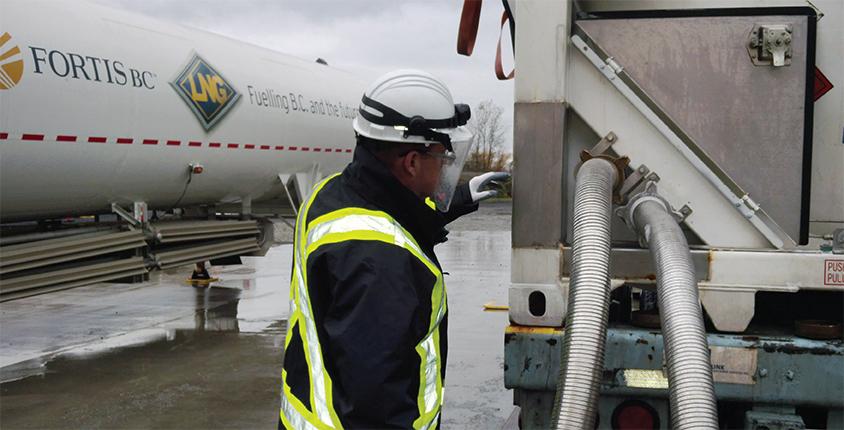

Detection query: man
(279, 70), (508, 429)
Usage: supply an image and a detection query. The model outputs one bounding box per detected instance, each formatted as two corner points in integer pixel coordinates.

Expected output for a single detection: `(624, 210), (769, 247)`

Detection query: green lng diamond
(171, 53), (241, 130)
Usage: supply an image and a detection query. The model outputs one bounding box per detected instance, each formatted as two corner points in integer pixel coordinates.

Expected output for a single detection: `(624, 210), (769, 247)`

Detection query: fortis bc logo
(0, 32), (24, 90)
(171, 52), (240, 130)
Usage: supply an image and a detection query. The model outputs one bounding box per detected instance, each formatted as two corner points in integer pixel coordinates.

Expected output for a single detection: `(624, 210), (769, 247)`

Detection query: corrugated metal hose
(630, 198), (718, 429)
(552, 158), (616, 429)
(552, 160), (718, 428)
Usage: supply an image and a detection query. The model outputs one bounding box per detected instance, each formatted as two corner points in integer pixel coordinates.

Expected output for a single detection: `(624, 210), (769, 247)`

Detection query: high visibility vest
(279, 174), (447, 430)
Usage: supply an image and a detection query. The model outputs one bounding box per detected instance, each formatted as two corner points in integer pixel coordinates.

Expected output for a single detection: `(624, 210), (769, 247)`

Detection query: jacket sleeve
(306, 239), (438, 429)
(440, 182), (479, 224)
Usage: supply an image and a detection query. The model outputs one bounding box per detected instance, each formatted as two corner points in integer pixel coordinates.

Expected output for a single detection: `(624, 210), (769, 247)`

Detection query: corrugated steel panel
(0, 230), (146, 275)
(0, 257), (148, 300)
(153, 238), (261, 269)
(149, 220), (259, 244)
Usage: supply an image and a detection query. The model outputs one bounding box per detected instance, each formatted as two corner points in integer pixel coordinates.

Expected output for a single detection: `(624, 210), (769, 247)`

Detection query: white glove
(468, 172), (511, 203)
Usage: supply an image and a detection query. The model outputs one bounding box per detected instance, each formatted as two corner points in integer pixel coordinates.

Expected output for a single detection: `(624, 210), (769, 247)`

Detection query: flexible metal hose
(632, 199), (718, 429)
(551, 158), (617, 429)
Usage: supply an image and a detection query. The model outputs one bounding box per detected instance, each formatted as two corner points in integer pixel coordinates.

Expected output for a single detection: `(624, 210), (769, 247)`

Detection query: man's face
(389, 143), (453, 202)
(416, 145), (449, 198)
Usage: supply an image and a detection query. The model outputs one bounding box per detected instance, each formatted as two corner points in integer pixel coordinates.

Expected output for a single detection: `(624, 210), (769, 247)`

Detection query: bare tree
(465, 100), (510, 172)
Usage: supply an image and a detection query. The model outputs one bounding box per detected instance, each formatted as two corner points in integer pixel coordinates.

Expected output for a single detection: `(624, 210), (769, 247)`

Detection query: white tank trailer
(0, 1), (366, 300)
(0, 0), (364, 221)
(496, 0), (844, 428)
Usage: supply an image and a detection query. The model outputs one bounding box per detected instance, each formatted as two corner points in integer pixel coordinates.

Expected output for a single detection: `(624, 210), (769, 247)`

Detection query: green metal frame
(504, 326), (844, 429)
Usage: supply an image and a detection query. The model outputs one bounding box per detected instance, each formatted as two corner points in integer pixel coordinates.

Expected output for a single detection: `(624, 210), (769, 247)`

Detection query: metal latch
(748, 24), (793, 67)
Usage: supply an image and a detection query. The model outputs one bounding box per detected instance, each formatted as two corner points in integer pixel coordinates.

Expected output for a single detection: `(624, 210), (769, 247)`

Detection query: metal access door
(574, 7), (817, 246)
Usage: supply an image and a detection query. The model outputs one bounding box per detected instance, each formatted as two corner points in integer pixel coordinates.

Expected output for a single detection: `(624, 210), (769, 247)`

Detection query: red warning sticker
(814, 67), (834, 102)
(824, 259), (844, 286)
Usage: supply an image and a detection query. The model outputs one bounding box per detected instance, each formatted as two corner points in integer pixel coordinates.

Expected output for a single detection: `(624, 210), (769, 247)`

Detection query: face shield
(353, 91), (474, 211)
(431, 129), (472, 212)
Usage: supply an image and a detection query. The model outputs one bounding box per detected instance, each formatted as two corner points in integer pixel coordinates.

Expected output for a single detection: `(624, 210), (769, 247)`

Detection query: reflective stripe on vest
(280, 174), (447, 430)
(280, 174), (343, 429)
(424, 197), (436, 210)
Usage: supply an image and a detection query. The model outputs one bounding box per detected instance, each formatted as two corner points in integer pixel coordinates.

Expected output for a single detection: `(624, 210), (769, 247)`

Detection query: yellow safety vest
(279, 174), (447, 430)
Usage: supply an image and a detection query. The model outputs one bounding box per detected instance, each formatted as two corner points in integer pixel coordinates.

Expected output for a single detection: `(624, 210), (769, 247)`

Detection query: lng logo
(0, 32), (24, 90)
(171, 52), (240, 130)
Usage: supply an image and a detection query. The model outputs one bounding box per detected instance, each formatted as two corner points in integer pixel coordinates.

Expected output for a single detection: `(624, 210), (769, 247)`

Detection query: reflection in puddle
(214, 267), (257, 275)
(194, 286), (241, 333)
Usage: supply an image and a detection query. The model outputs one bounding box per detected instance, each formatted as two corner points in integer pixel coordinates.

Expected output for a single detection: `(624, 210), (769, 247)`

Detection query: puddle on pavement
(0, 327), (286, 429)
(1, 202), (516, 429)
(2, 280), (289, 429)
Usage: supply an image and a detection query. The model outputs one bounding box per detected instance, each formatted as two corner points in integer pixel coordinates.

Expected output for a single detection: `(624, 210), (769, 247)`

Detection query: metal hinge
(606, 57), (623, 74)
(736, 194), (761, 219)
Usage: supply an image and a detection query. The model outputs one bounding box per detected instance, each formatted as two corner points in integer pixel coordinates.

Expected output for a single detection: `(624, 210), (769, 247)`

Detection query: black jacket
(282, 145), (477, 429)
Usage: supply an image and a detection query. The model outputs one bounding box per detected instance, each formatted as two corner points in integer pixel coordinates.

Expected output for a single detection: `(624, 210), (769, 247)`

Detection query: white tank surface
(0, 0), (366, 221)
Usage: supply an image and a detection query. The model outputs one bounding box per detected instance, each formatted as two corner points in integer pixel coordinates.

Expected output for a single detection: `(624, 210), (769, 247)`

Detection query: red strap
(457, 0), (482, 56)
(495, 10), (514, 80)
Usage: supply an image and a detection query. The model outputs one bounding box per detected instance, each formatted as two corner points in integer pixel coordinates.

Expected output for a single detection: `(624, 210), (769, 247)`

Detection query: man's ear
(400, 151), (420, 178)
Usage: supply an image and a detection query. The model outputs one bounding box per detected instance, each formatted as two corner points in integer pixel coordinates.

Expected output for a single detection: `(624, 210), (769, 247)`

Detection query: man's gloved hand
(468, 172), (511, 203)
(439, 172), (511, 225)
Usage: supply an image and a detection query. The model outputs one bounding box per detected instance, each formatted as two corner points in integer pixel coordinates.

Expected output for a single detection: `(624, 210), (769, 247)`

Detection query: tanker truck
(457, 0), (843, 428)
(0, 0), (366, 300)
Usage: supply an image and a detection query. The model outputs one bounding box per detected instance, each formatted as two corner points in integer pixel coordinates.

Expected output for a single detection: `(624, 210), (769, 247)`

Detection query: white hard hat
(352, 69), (473, 152)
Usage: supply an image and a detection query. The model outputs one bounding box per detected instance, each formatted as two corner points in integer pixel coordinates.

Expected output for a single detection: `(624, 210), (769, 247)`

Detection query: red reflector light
(611, 400), (660, 430)
(192, 165), (204, 174)
(814, 66), (833, 102)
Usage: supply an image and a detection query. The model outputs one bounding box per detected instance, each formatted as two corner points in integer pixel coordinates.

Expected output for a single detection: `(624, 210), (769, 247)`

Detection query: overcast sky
(94, 0), (515, 150)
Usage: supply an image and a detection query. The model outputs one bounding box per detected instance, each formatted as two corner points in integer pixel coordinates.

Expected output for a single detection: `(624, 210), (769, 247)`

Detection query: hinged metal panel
(576, 8), (816, 245)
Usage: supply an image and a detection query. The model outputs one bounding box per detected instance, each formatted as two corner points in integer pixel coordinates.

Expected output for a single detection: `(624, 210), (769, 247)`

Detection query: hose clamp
(579, 149), (630, 197)
(617, 181), (691, 245)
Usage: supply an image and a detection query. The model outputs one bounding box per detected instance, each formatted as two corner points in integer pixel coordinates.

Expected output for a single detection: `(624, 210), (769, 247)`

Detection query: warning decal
(824, 259), (844, 286)
(710, 346), (757, 385)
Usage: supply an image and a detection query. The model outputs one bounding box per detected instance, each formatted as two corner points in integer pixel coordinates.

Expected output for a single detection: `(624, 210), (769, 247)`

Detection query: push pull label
(824, 259), (844, 286)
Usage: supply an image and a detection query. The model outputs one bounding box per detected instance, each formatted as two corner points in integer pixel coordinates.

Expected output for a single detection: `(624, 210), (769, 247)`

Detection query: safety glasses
(400, 149), (457, 166)
(421, 151), (457, 165)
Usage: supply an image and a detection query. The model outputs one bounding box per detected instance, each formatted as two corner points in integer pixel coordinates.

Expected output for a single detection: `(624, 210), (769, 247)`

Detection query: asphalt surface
(0, 201), (514, 429)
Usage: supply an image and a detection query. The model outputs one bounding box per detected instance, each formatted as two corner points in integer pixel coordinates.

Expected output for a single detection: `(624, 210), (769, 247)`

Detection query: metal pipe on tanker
(551, 158), (616, 429)
(623, 185), (718, 429)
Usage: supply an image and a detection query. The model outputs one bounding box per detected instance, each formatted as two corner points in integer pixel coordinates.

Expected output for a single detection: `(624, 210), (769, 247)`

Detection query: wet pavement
(0, 201), (514, 429)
